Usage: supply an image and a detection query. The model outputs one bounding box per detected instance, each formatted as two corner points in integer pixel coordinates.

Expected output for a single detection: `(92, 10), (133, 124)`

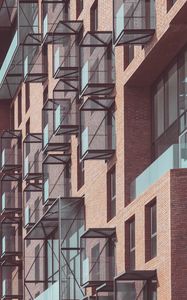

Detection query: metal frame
(23, 33), (48, 83)
(0, 130), (22, 173)
(52, 20), (83, 80)
(23, 133), (43, 182)
(42, 98), (71, 152)
(79, 31), (115, 97)
(80, 97), (115, 160)
(80, 228), (116, 288)
(113, 0), (155, 46)
(42, 153), (71, 206)
(114, 270), (157, 300)
(24, 197), (85, 300)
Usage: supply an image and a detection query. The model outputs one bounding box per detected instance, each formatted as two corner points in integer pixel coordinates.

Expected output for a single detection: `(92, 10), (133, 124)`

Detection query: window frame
(107, 165), (116, 221)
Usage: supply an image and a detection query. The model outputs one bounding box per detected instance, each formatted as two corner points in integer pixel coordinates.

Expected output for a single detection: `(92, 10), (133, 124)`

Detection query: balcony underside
(81, 83), (115, 97)
(82, 280), (113, 288)
(1, 252), (22, 261)
(24, 73), (48, 83)
(81, 149), (115, 160)
(0, 164), (22, 173)
(1, 208), (22, 216)
(2, 295), (23, 300)
(54, 124), (79, 135)
(24, 182), (42, 192)
(43, 142), (70, 152)
(115, 29), (155, 45)
(54, 66), (79, 81)
(24, 173), (43, 181)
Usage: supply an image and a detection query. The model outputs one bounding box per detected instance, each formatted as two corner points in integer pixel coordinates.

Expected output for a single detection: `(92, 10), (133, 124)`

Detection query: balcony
(114, 270), (157, 300)
(114, 0), (155, 46)
(43, 154), (71, 205)
(2, 265), (22, 300)
(24, 197), (85, 300)
(0, 0), (39, 100)
(96, 282), (113, 300)
(53, 20), (83, 80)
(23, 133), (43, 182)
(24, 188), (43, 230)
(42, 99), (71, 152)
(0, 0), (17, 28)
(80, 228), (116, 288)
(1, 219), (22, 262)
(130, 144), (181, 200)
(1, 174), (22, 216)
(80, 32), (115, 97)
(0, 130), (22, 172)
(42, 0), (69, 44)
(23, 34), (48, 83)
(80, 98), (115, 160)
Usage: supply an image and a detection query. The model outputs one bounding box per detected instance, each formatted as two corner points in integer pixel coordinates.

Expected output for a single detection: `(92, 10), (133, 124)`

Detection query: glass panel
(44, 179), (49, 203)
(81, 127), (89, 155)
(116, 3), (124, 39)
(81, 61), (89, 91)
(166, 64), (178, 127)
(25, 206), (30, 226)
(44, 124), (49, 147)
(2, 236), (5, 253)
(24, 56), (29, 78)
(0, 31), (18, 84)
(55, 105), (61, 131)
(1, 149), (5, 166)
(54, 47), (60, 73)
(35, 281), (59, 300)
(2, 192), (5, 210)
(154, 79), (164, 138)
(24, 155), (29, 176)
(43, 14), (48, 37)
(179, 131), (187, 167)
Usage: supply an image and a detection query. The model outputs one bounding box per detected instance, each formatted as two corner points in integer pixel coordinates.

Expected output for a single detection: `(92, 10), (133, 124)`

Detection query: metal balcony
(1, 218), (22, 263)
(23, 34), (48, 83)
(96, 282), (114, 300)
(80, 98), (116, 160)
(42, 0), (69, 44)
(80, 228), (116, 288)
(1, 265), (23, 300)
(114, 270), (157, 300)
(1, 174), (22, 216)
(24, 197), (85, 300)
(53, 20), (83, 80)
(0, 0), (17, 28)
(0, 130), (22, 173)
(23, 189), (43, 230)
(23, 134), (43, 183)
(114, 0), (155, 45)
(43, 154), (71, 205)
(80, 32), (115, 97)
(42, 99), (71, 152)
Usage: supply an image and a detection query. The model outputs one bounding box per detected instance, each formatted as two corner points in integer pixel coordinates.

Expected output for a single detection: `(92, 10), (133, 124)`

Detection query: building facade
(0, 0), (187, 299)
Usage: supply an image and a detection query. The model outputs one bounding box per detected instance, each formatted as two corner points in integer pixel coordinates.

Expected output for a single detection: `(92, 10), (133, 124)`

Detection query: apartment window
(18, 90), (22, 126)
(90, 0), (98, 31)
(124, 45), (134, 70)
(76, 0), (83, 18)
(125, 217), (135, 270)
(107, 166), (116, 221)
(77, 145), (84, 190)
(145, 200), (157, 261)
(153, 50), (187, 158)
(25, 82), (30, 112)
(167, 0), (177, 11)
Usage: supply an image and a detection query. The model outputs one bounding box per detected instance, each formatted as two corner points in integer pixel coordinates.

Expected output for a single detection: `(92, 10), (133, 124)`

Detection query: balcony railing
(53, 20), (83, 80)
(114, 0), (155, 45)
(42, 154), (71, 205)
(0, 130), (22, 172)
(130, 144), (180, 200)
(1, 222), (22, 261)
(23, 133), (43, 182)
(80, 32), (115, 97)
(23, 34), (48, 83)
(42, 0), (69, 43)
(42, 99), (71, 152)
(80, 98), (115, 160)
(0, 0), (17, 28)
(2, 265), (23, 299)
(80, 228), (116, 288)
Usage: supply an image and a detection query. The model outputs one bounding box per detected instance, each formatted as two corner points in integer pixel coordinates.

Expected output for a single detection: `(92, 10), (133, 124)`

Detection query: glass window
(129, 219), (135, 269)
(107, 166), (116, 221)
(145, 200), (157, 261)
(165, 64), (178, 127)
(150, 202), (157, 258)
(178, 51), (187, 116)
(154, 79), (164, 138)
(90, 0), (98, 31)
